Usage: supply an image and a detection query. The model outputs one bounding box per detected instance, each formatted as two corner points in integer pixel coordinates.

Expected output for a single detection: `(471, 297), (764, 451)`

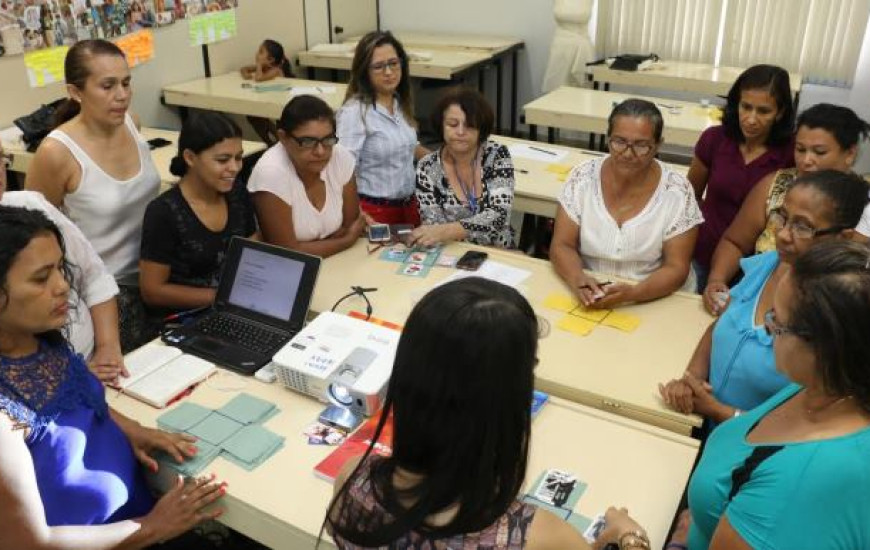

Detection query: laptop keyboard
(197, 314), (287, 354)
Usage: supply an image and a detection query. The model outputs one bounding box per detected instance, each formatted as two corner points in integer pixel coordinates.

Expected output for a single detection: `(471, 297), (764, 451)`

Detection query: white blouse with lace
(558, 157), (703, 290)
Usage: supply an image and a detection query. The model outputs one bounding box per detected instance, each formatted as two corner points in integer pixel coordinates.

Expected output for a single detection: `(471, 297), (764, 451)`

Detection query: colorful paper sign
(187, 8), (236, 46)
(114, 28), (154, 67)
(23, 45), (68, 88)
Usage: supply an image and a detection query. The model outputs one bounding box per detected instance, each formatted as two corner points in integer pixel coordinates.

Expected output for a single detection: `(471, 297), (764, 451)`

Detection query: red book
(314, 413), (394, 483)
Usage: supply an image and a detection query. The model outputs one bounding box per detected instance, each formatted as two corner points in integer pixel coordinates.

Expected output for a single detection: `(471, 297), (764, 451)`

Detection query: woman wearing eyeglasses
(684, 239), (870, 550)
(336, 31), (430, 226)
(703, 104), (870, 315)
(550, 99), (702, 310)
(659, 170), (869, 430)
(249, 95), (365, 258)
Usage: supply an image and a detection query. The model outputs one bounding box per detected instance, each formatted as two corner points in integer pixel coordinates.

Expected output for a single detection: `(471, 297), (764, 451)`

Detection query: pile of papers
(155, 393), (284, 475)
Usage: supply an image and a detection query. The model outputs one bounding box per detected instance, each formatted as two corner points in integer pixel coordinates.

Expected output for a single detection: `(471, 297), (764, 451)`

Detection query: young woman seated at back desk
(249, 95), (366, 258)
(240, 38), (293, 145)
(139, 112), (257, 315)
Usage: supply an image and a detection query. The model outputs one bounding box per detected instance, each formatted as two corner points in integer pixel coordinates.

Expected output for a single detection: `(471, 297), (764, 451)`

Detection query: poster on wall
(187, 7), (234, 46)
(0, 0), (237, 58)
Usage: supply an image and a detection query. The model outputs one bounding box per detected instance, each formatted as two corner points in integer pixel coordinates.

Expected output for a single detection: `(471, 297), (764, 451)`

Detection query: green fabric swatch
(216, 393), (277, 425)
(187, 412), (243, 446)
(157, 402), (213, 432)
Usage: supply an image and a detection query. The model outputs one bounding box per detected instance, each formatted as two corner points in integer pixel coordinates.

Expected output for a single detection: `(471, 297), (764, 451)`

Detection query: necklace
(805, 394), (853, 416)
(446, 147), (481, 213)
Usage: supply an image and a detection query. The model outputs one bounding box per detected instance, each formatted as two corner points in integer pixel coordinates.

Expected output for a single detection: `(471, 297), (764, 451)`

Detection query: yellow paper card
(546, 163), (573, 176)
(601, 311), (641, 332)
(557, 315), (597, 336)
(543, 293), (579, 313)
(571, 306), (611, 322)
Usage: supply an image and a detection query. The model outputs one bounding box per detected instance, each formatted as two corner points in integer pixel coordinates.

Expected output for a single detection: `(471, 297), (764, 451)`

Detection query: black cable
(330, 286), (377, 320)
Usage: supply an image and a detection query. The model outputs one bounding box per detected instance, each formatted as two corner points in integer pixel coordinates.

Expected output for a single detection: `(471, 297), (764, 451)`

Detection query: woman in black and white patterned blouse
(412, 87), (516, 249)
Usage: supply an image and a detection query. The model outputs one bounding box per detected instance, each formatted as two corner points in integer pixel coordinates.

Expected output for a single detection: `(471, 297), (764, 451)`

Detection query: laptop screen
(227, 247), (304, 321)
(215, 237), (321, 331)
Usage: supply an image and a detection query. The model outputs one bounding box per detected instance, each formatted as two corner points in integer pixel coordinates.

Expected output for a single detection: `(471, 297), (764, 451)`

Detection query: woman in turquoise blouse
(687, 239), (870, 549)
(659, 170), (868, 425)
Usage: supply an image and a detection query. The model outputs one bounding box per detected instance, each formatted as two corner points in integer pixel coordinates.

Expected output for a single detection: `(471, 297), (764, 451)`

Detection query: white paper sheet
(436, 260), (532, 289)
(507, 143), (569, 163)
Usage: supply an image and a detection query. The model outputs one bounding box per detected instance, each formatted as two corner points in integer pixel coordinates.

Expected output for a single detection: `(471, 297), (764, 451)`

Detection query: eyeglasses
(768, 209), (846, 240)
(763, 309), (810, 339)
(608, 137), (655, 157)
(369, 58), (401, 73)
(288, 134), (339, 149)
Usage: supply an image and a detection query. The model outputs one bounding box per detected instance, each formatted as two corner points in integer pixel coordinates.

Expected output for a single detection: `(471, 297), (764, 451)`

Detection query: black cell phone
(147, 137), (172, 150)
(456, 250), (488, 271)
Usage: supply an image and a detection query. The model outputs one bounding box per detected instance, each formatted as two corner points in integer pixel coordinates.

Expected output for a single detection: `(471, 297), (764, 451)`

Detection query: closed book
(314, 413), (393, 483)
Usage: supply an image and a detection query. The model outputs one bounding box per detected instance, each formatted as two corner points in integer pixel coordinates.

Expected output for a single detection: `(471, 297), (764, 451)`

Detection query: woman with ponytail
(139, 111), (257, 314)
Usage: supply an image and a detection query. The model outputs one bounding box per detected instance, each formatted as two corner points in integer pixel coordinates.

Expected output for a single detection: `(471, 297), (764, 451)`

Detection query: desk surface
(492, 135), (688, 218)
(524, 86), (719, 148)
(312, 240), (708, 434)
(162, 72), (348, 119)
(111, 365), (699, 549)
(2, 126), (266, 187)
(343, 32), (524, 55)
(298, 48), (492, 80)
(589, 60), (802, 97)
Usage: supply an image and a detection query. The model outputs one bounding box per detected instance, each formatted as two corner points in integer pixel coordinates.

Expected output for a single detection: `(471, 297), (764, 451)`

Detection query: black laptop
(162, 237), (321, 375)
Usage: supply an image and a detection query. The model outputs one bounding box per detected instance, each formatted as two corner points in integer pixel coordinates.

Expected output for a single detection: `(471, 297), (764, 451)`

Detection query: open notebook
(119, 343), (216, 408)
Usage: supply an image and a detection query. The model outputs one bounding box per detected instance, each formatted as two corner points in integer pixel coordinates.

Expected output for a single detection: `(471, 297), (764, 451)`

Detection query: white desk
(492, 135), (689, 219)
(111, 365), (699, 549)
(1, 126), (266, 188)
(589, 60), (802, 98)
(312, 240), (708, 435)
(298, 48), (491, 81)
(524, 86), (719, 148)
(162, 72), (348, 120)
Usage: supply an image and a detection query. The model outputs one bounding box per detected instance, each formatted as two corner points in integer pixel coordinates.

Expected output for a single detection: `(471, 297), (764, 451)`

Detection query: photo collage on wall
(0, 0), (238, 57)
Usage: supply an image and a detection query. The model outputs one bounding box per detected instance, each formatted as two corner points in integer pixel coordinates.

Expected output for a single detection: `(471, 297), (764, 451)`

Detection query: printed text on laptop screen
(227, 247), (303, 320)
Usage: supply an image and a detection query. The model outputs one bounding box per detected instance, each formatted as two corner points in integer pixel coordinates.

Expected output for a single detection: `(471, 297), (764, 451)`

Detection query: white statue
(541, 0), (595, 92)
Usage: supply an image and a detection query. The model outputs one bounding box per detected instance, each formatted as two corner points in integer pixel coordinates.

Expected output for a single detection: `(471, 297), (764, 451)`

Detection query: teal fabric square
(187, 412), (244, 446)
(567, 513), (593, 534)
(521, 495), (571, 520)
(157, 402), (213, 432)
(221, 424), (284, 464)
(216, 393), (277, 425)
(156, 440), (221, 477)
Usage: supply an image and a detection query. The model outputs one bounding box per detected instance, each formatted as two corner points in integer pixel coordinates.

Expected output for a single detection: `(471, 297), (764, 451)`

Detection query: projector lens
(329, 383), (354, 406)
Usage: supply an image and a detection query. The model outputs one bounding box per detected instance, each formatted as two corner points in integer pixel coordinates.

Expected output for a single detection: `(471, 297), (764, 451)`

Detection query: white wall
(379, 0), (558, 132)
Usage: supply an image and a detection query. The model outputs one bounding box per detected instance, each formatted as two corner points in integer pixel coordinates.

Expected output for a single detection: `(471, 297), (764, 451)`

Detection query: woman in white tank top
(26, 39), (161, 352)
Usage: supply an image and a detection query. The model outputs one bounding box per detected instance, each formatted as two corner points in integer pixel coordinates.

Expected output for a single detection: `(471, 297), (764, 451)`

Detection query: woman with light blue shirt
(659, 170), (869, 426)
(336, 31), (429, 225)
(686, 240), (870, 549)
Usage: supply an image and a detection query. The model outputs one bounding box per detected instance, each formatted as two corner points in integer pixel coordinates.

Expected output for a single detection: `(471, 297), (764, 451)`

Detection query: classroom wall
(379, 0), (558, 132)
(0, 0), (306, 131)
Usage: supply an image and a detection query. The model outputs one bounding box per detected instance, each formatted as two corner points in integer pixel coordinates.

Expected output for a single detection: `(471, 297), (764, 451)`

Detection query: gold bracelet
(619, 530), (651, 550)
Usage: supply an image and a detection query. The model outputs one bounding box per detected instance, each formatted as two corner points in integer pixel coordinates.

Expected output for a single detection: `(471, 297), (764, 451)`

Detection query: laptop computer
(162, 237), (321, 375)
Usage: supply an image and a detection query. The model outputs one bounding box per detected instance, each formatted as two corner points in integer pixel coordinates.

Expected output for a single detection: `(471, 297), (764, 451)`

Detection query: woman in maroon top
(688, 64), (795, 291)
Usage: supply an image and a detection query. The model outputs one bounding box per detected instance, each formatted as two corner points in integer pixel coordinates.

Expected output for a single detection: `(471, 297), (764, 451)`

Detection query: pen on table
(517, 168), (529, 174)
(529, 145), (558, 156)
(164, 305), (209, 322)
(577, 281), (613, 290)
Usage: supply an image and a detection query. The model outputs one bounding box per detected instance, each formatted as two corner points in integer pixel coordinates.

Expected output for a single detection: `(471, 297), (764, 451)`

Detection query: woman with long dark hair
(324, 278), (648, 549)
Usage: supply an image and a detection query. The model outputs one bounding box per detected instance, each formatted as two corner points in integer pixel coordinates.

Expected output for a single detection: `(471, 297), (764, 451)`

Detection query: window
(596, 0), (870, 86)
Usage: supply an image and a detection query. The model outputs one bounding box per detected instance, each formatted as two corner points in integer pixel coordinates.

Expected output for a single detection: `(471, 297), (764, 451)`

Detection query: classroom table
(162, 72), (348, 120)
(342, 32), (526, 135)
(1, 126), (266, 190)
(491, 134), (689, 219)
(589, 60), (802, 99)
(312, 240), (709, 435)
(111, 357), (700, 549)
(524, 86), (719, 149)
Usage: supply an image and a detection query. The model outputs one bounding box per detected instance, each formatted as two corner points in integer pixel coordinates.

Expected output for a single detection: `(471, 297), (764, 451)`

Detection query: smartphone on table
(367, 223), (391, 243)
(456, 250), (488, 271)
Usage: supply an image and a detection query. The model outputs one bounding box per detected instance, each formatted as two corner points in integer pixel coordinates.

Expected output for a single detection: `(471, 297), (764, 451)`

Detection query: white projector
(272, 311), (399, 416)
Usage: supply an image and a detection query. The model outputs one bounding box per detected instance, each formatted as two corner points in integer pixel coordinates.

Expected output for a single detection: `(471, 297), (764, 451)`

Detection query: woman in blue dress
(659, 170), (869, 426)
(0, 205), (224, 548)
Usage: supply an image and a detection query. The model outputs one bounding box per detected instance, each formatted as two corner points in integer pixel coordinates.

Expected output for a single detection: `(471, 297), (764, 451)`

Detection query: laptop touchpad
(191, 336), (228, 355)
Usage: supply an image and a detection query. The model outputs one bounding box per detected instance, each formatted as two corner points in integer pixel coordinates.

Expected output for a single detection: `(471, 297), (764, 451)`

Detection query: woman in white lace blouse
(550, 99), (703, 309)
(412, 87), (515, 248)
